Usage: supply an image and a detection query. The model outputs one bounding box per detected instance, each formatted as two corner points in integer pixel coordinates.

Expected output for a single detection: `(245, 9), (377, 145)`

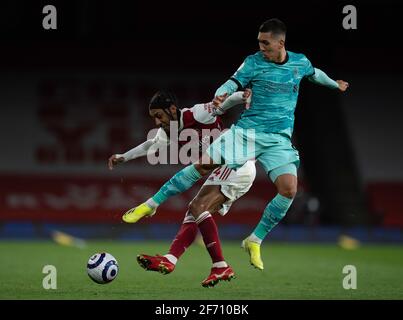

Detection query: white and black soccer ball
(87, 252), (119, 284)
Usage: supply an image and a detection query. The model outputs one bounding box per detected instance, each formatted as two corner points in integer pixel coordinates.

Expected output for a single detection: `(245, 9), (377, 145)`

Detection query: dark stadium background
(1, 0), (402, 243)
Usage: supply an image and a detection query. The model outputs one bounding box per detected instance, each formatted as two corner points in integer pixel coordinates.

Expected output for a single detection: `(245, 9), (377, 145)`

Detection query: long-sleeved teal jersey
(227, 51), (315, 136)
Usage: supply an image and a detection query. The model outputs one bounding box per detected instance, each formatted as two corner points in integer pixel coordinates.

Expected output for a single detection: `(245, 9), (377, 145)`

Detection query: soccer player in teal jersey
(124, 18), (349, 270)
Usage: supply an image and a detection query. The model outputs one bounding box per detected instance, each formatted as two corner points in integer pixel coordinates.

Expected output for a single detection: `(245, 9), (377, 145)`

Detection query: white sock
(248, 233), (262, 244)
(212, 261), (228, 268)
(164, 254), (177, 265)
(146, 198), (159, 209)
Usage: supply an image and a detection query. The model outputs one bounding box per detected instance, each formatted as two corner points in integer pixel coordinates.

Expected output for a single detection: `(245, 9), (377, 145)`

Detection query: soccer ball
(87, 252), (119, 284)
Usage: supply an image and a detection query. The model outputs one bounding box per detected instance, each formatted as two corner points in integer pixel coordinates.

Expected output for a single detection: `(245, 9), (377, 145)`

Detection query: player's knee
(278, 185), (297, 199)
(189, 193), (219, 218)
(189, 198), (207, 218)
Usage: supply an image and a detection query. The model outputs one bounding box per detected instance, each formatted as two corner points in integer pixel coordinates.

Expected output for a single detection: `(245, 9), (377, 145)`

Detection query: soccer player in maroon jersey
(108, 90), (256, 287)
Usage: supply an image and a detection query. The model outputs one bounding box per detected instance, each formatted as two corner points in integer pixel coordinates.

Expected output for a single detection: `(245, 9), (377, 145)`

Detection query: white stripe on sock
(146, 198), (159, 209)
(212, 261), (228, 268)
(164, 254), (177, 265)
(183, 210), (195, 223)
(248, 233), (263, 244)
(195, 211), (211, 224)
(206, 241), (216, 248)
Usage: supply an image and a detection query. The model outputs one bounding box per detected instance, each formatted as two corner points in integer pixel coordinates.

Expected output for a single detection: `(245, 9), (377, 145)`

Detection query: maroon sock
(196, 211), (225, 263)
(168, 222), (198, 259)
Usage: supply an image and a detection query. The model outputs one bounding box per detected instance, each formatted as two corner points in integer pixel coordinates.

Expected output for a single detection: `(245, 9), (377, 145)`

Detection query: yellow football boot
(241, 237), (264, 270)
(122, 203), (156, 223)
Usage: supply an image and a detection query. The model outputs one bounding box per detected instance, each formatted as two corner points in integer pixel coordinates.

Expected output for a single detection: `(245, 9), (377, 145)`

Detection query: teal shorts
(207, 125), (299, 179)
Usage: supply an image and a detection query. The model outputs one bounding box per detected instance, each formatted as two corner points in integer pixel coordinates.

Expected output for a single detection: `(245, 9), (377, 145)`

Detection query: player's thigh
(189, 185), (228, 215)
(204, 161), (256, 216)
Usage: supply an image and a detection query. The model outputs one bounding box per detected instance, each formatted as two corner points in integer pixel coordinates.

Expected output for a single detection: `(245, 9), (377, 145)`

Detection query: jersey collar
(274, 51), (289, 65)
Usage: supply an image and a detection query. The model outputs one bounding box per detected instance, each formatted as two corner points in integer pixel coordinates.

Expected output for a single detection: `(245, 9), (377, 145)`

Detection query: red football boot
(201, 265), (235, 287)
(158, 258), (176, 275)
(136, 254), (164, 272)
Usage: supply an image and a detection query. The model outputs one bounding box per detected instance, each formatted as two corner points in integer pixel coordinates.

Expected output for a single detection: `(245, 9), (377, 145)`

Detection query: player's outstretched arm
(108, 128), (169, 170)
(215, 79), (239, 97)
(308, 68), (349, 92)
(108, 139), (156, 170)
(213, 89), (252, 115)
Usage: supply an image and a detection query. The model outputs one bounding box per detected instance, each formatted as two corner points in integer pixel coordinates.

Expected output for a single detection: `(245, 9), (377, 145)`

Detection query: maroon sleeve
(181, 109), (197, 129)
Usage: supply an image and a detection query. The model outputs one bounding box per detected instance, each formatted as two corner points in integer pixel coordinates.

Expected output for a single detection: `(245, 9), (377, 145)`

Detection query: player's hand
(242, 88), (252, 109)
(337, 80), (349, 92)
(108, 154), (125, 170)
(212, 93), (228, 107)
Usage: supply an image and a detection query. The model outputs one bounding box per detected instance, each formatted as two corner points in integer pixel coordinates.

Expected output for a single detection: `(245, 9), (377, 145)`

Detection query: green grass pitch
(1, 240), (402, 299)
